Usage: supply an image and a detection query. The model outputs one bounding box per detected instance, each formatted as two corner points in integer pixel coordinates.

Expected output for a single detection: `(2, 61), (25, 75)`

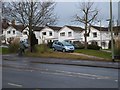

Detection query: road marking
(8, 83), (23, 87)
(54, 70), (110, 79)
(4, 64), (113, 80)
(115, 80), (118, 82)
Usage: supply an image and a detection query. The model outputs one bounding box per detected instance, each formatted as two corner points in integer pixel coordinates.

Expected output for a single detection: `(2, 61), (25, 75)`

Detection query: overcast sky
(54, 2), (118, 27)
(2, 0), (119, 27)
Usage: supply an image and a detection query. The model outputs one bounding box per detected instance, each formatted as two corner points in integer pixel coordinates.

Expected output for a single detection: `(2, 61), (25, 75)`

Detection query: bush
(47, 42), (53, 48)
(8, 43), (20, 53)
(87, 44), (101, 50)
(35, 44), (50, 53)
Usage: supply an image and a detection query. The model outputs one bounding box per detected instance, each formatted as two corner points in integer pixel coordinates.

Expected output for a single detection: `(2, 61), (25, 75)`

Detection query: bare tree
(2, 0), (57, 52)
(73, 2), (98, 49)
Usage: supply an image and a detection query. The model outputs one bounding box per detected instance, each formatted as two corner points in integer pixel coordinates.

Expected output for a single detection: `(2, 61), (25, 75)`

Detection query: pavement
(2, 54), (120, 69)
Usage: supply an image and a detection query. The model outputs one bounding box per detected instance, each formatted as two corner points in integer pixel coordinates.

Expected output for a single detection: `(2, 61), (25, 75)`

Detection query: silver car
(52, 41), (75, 52)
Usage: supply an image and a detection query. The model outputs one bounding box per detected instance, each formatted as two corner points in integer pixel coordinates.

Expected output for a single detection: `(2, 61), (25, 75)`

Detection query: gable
(59, 26), (73, 33)
(41, 27), (54, 32)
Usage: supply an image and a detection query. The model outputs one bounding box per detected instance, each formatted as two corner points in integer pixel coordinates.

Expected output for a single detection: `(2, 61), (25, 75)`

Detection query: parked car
(52, 41), (75, 52)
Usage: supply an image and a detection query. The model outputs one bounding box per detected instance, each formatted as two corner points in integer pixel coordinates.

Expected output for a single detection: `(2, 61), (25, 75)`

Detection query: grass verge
(25, 51), (111, 62)
(75, 49), (111, 59)
(0, 47), (10, 54)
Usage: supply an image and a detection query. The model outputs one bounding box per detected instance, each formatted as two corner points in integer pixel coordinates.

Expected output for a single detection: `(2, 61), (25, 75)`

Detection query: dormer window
(68, 32), (72, 37)
(49, 31), (52, 36)
(13, 30), (15, 34)
(7, 31), (10, 34)
(23, 32), (27, 35)
(42, 32), (46, 35)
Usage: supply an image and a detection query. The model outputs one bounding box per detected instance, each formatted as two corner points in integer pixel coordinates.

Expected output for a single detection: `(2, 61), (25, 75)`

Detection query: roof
(113, 26), (120, 32)
(65, 25), (84, 32)
(91, 26), (108, 31)
(2, 24), (26, 32)
(12, 25), (26, 32)
(33, 26), (44, 31)
(47, 26), (62, 31)
(2, 19), (26, 32)
(92, 25), (120, 32)
(2, 21), (10, 29)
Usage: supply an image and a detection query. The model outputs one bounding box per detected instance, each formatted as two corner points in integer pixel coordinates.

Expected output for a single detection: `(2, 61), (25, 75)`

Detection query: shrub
(35, 44), (49, 53)
(87, 44), (101, 50)
(8, 43), (20, 53)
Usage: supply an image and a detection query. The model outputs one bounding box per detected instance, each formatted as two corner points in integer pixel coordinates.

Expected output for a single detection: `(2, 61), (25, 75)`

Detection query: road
(2, 55), (118, 88)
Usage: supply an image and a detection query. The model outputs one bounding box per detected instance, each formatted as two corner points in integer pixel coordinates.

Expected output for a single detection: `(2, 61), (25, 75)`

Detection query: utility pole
(98, 20), (102, 49)
(99, 20), (102, 48)
(110, 0), (115, 62)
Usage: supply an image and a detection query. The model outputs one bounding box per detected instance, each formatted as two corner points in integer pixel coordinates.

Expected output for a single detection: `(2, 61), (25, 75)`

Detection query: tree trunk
(29, 1), (33, 52)
(84, 23), (88, 49)
(84, 13), (88, 49)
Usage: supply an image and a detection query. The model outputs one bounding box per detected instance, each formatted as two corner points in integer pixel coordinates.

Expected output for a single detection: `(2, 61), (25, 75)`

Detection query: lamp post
(110, 0), (115, 62)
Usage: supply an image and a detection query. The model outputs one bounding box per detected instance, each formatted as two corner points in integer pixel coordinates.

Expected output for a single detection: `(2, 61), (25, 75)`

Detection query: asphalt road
(2, 56), (118, 88)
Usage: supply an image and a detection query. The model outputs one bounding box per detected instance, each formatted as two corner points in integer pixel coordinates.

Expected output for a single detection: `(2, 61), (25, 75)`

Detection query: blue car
(52, 41), (75, 52)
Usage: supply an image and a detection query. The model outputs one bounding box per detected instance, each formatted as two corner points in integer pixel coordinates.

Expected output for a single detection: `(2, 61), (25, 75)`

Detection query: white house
(2, 19), (27, 44)
(58, 25), (84, 42)
(81, 26), (111, 49)
(34, 26), (61, 44)
(2, 25), (25, 44)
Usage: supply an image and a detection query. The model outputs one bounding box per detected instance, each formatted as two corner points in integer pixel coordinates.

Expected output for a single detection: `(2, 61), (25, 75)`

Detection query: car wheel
(62, 49), (66, 52)
(53, 48), (56, 51)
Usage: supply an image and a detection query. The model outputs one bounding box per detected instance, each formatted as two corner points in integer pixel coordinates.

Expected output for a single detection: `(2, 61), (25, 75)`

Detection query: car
(20, 39), (29, 49)
(52, 41), (75, 52)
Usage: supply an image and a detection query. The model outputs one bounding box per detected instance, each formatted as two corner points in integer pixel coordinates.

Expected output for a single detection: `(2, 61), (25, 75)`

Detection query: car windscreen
(62, 41), (72, 46)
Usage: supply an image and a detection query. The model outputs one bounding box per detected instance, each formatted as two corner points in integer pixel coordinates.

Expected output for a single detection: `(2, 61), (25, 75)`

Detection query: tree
(73, 2), (98, 49)
(2, 0), (57, 52)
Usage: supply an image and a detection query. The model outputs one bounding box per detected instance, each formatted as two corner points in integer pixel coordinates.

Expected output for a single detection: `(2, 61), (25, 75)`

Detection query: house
(58, 25), (84, 43)
(34, 26), (61, 44)
(2, 19), (26, 44)
(81, 26), (111, 49)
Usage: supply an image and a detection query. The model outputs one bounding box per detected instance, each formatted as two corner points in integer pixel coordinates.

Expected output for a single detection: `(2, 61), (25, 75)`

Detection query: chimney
(11, 19), (15, 26)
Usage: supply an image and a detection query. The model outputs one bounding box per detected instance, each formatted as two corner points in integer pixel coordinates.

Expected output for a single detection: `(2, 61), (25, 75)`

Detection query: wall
(58, 27), (74, 41)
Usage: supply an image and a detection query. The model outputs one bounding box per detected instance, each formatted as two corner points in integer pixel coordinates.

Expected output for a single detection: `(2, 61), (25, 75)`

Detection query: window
(13, 30), (15, 34)
(93, 32), (97, 37)
(49, 31), (52, 36)
(60, 32), (65, 36)
(68, 32), (72, 37)
(23, 32), (27, 35)
(42, 32), (46, 35)
(7, 31), (10, 34)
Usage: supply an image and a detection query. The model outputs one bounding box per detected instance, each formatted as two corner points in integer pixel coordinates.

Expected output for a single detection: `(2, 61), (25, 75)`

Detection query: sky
(54, 2), (119, 27)
(2, 0), (119, 27)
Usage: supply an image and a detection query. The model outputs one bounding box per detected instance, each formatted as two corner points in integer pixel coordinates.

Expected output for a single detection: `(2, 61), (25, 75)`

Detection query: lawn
(0, 47), (10, 54)
(75, 49), (111, 59)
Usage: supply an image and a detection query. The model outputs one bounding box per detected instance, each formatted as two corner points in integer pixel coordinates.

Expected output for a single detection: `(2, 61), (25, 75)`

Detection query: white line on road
(8, 83), (23, 87)
(115, 80), (118, 82)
